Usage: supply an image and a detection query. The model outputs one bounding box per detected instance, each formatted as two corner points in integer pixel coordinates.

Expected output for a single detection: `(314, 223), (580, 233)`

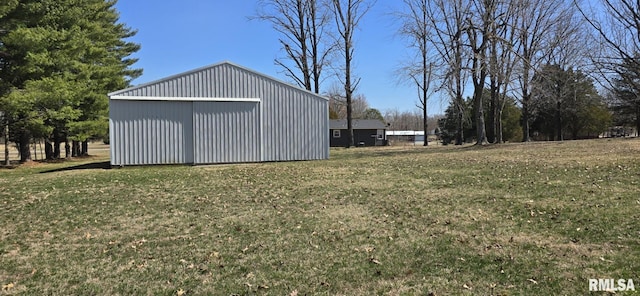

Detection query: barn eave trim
(109, 96), (261, 103)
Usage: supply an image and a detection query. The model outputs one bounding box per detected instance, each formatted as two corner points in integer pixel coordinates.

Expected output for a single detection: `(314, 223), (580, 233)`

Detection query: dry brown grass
(0, 138), (638, 295)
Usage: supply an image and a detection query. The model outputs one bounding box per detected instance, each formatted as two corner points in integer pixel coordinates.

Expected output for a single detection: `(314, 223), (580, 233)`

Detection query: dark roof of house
(330, 119), (387, 130)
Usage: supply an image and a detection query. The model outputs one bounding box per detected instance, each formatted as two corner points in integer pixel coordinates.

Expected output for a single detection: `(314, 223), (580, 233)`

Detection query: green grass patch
(1, 139), (639, 295)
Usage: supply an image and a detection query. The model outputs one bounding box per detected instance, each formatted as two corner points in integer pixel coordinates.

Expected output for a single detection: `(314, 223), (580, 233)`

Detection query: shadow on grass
(39, 161), (111, 174)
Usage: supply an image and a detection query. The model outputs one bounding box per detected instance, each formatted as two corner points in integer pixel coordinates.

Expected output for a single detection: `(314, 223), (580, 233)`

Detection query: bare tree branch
(395, 0), (438, 145)
(253, 0), (334, 93)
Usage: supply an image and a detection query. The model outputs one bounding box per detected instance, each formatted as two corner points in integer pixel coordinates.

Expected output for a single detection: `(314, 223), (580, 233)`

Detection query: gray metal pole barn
(108, 61), (329, 166)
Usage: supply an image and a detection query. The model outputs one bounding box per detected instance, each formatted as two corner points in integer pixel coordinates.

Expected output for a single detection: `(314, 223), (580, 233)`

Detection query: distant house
(330, 119), (388, 147)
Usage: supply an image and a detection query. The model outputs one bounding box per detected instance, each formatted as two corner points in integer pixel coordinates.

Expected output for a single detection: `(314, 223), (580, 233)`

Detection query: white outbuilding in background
(108, 61), (329, 166)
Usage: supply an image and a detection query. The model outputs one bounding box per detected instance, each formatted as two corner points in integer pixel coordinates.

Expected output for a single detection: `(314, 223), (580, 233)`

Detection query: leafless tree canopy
(424, 0), (470, 145)
(326, 82), (371, 119)
(578, 0), (639, 66)
(256, 0), (636, 143)
(576, 0), (639, 134)
(329, 95), (371, 119)
(254, 0), (333, 93)
(396, 0), (436, 145)
(509, 0), (579, 141)
(577, 0), (640, 88)
(384, 108), (442, 131)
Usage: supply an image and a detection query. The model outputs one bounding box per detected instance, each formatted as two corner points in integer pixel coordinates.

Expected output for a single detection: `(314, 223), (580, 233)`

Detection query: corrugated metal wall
(261, 90), (328, 161)
(193, 101), (260, 164)
(109, 101), (193, 165)
(109, 62), (329, 165)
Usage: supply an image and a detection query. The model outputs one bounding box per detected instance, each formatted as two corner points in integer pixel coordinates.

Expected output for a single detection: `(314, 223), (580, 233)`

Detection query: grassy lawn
(1, 139), (639, 295)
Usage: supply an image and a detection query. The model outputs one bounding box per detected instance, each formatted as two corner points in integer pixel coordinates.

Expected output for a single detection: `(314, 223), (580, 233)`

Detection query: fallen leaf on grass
(2, 283), (15, 290)
(599, 257), (613, 263)
(177, 288), (185, 295)
(463, 284), (472, 290)
(290, 290), (299, 296)
(528, 279), (538, 284)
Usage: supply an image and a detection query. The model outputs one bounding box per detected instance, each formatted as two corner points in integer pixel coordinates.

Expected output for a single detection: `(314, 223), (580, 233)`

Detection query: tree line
(2, 0), (637, 165)
(0, 0), (140, 164)
(256, 0), (640, 146)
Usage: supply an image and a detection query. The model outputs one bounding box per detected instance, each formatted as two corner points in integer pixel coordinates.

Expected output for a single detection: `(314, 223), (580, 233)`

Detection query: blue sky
(114, 0), (447, 115)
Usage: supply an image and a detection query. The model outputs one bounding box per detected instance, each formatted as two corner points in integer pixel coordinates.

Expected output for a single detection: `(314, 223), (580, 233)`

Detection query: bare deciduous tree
(486, 0), (518, 144)
(577, 0), (640, 73)
(384, 108), (442, 131)
(326, 83), (371, 119)
(427, 0), (469, 145)
(466, 0), (500, 145)
(513, 0), (574, 142)
(254, 0), (333, 93)
(577, 0), (640, 133)
(396, 0), (436, 146)
(329, 0), (374, 147)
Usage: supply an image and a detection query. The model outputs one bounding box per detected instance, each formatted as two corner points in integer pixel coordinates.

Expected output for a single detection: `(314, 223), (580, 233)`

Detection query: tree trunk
(495, 108), (503, 143)
(18, 131), (31, 163)
(53, 131), (63, 159)
(495, 95), (504, 143)
(474, 86), (487, 145)
(310, 0), (322, 94)
(32, 141), (38, 161)
(346, 99), (354, 148)
(53, 135), (61, 159)
(455, 100), (464, 145)
(487, 96), (496, 143)
(82, 140), (89, 156)
(65, 140), (71, 159)
(4, 123), (9, 166)
(423, 106), (428, 146)
(522, 96), (530, 142)
(72, 140), (80, 157)
(636, 104), (640, 137)
(345, 28), (354, 148)
(556, 101), (563, 141)
(422, 55), (429, 147)
(45, 139), (53, 160)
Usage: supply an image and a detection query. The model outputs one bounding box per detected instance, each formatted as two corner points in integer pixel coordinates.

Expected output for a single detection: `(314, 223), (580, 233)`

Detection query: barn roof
(108, 61), (328, 101)
(330, 119), (388, 130)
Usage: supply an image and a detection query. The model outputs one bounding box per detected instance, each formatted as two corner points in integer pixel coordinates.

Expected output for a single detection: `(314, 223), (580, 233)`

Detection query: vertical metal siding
(109, 100), (193, 165)
(260, 86), (328, 162)
(110, 62), (328, 165)
(192, 101), (260, 164)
